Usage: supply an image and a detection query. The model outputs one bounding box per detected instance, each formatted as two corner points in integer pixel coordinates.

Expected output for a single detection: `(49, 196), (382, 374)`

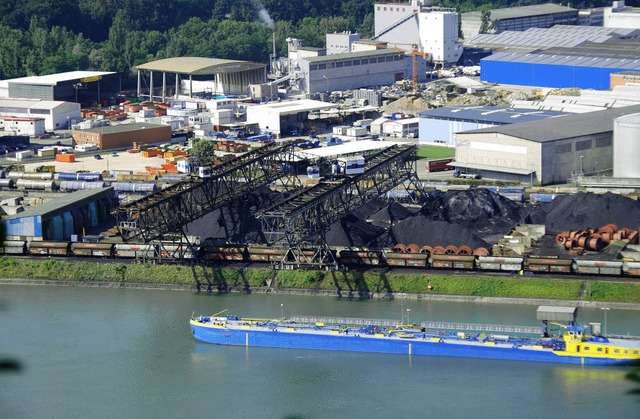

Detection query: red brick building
(72, 122), (172, 150)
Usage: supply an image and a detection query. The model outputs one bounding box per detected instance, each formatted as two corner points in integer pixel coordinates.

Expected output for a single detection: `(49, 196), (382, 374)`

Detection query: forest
(0, 0), (613, 84)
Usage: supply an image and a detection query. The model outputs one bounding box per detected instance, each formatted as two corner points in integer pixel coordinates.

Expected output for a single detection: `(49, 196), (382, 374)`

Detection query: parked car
(94, 154), (102, 160)
(111, 152), (118, 157)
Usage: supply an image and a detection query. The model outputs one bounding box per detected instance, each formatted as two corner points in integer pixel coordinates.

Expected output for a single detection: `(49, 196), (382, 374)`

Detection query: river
(1, 285), (638, 419)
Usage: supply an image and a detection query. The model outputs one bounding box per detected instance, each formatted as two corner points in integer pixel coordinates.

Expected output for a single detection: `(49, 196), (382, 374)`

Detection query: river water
(1, 285), (638, 419)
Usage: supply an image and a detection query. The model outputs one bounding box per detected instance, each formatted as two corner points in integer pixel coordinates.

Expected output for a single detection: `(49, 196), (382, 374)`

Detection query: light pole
(602, 307), (610, 336)
(280, 303), (284, 319)
(579, 155), (584, 175)
(406, 309), (411, 325)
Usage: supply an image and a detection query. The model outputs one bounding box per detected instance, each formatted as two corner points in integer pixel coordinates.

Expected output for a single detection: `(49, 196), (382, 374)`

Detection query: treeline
(0, 0), (375, 81)
(0, 0), (614, 83)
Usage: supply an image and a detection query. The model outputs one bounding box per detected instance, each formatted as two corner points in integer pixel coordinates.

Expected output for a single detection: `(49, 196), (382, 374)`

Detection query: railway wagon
(477, 256), (523, 272)
(114, 243), (157, 259)
(525, 257), (572, 273)
(338, 250), (383, 266)
(70, 242), (115, 257)
(384, 251), (429, 268)
(573, 259), (624, 276)
(157, 244), (199, 259)
(201, 245), (247, 261)
(0, 240), (27, 254)
(430, 254), (476, 269)
(28, 241), (70, 256)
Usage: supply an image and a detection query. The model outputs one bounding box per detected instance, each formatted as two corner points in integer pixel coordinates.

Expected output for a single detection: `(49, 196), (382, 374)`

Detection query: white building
(327, 32), (361, 55)
(245, 99), (333, 136)
(380, 117), (420, 138)
(0, 98), (80, 131)
(0, 116), (46, 136)
(604, 1), (640, 29)
(374, 1), (463, 66)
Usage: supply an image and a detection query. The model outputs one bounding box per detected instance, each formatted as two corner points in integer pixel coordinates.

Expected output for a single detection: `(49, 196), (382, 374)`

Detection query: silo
(614, 113), (640, 178)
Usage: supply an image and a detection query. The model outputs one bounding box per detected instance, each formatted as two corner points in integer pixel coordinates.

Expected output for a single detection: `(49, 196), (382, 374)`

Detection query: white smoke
(252, 0), (275, 28)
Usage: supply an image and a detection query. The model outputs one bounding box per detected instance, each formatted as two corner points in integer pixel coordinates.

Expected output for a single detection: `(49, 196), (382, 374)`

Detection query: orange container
(142, 149), (162, 158)
(56, 153), (76, 163)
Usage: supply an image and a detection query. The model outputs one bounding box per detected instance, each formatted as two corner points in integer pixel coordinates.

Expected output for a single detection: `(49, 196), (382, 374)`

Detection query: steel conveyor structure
(257, 144), (422, 268)
(116, 141), (300, 243)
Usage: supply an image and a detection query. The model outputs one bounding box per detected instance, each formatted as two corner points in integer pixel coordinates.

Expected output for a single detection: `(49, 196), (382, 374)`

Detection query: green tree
(191, 139), (215, 158)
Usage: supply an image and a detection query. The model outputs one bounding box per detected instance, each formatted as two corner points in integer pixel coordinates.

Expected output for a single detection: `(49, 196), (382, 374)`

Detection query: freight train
(2, 240), (639, 278)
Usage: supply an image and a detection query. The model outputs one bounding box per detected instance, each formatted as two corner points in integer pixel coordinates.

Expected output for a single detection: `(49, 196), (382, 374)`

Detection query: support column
(189, 75), (193, 98)
(149, 70), (154, 103)
(162, 71), (166, 103)
(137, 70), (141, 99)
(175, 74), (179, 98)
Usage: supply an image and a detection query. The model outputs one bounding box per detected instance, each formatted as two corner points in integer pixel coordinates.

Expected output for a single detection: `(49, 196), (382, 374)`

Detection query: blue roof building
(417, 106), (567, 147)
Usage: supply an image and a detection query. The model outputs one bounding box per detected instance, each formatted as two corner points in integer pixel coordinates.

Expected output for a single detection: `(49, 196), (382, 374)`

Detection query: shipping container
(56, 153), (76, 163)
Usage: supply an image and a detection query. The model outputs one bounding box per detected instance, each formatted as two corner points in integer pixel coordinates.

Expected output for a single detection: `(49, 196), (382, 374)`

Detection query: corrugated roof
(246, 99), (334, 115)
(465, 3), (577, 20)
(135, 57), (266, 75)
(5, 188), (114, 219)
(460, 104), (640, 142)
(419, 106), (567, 124)
(303, 48), (405, 63)
(482, 51), (640, 70)
(79, 122), (168, 134)
(5, 71), (116, 86)
(468, 25), (640, 50)
(300, 140), (402, 159)
(0, 98), (67, 111)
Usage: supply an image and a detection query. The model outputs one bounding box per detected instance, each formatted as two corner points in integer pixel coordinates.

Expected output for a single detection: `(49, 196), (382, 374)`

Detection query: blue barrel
(77, 173), (103, 181)
(112, 182), (157, 193)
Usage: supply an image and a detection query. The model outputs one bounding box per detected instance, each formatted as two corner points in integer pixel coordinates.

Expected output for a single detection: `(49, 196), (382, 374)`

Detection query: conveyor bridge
(116, 141), (299, 243)
(257, 144), (422, 268)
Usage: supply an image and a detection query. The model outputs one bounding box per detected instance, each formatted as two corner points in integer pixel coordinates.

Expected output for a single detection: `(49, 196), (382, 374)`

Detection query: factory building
(417, 106), (568, 147)
(604, 1), (640, 29)
(294, 48), (406, 94)
(0, 98), (80, 131)
(245, 99), (333, 136)
(0, 71), (116, 105)
(2, 188), (117, 241)
(461, 3), (578, 39)
(72, 123), (172, 150)
(453, 105), (640, 185)
(135, 57), (267, 101)
(373, 1), (463, 66)
(468, 26), (640, 90)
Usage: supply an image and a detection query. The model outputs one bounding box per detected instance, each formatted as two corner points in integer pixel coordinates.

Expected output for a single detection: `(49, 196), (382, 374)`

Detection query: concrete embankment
(2, 277), (639, 311)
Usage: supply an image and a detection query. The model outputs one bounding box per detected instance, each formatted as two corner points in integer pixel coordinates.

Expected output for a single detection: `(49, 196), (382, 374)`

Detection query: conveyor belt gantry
(257, 144), (422, 267)
(116, 141), (299, 243)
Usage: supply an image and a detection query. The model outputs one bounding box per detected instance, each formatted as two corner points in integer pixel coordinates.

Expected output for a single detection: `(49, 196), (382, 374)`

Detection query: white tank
(614, 113), (640, 178)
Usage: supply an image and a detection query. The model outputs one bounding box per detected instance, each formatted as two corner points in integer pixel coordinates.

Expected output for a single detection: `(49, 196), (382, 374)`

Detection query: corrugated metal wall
(480, 60), (629, 90)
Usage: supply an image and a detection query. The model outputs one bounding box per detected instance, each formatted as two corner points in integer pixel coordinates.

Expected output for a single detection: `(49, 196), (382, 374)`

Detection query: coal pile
(387, 217), (489, 249)
(184, 188), (283, 244)
(183, 187), (640, 252)
(527, 192), (640, 233)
